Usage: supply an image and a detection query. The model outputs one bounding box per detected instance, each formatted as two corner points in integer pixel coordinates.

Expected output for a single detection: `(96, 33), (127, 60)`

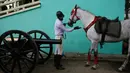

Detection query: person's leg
(56, 41), (65, 70)
(54, 36), (65, 70)
(54, 36), (59, 68)
(54, 47), (58, 67)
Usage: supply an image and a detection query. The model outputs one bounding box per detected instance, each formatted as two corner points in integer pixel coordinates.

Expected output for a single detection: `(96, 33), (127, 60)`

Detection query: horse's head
(68, 4), (80, 27)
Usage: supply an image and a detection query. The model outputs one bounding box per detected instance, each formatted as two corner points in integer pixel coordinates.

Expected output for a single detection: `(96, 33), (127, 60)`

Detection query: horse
(68, 5), (130, 71)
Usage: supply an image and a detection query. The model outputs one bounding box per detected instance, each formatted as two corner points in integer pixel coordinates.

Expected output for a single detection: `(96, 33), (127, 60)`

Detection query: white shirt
(54, 19), (74, 36)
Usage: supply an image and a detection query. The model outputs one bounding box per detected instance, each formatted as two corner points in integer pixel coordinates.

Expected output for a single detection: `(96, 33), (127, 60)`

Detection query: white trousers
(54, 36), (63, 55)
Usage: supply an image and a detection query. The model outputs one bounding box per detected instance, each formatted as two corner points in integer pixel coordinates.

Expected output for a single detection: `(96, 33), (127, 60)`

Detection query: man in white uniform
(54, 11), (81, 70)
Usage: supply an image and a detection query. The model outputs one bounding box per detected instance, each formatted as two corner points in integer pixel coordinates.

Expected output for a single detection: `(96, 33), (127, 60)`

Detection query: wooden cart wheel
(27, 30), (53, 64)
(0, 30), (38, 73)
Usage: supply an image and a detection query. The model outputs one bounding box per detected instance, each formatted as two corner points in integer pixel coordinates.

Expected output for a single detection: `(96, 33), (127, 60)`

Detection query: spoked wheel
(27, 30), (53, 64)
(0, 30), (38, 73)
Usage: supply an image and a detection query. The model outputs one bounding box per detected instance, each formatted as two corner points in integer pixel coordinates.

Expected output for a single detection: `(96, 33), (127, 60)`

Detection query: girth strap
(100, 20), (109, 48)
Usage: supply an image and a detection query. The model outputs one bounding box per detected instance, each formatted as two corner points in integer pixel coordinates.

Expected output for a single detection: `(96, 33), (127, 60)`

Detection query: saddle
(94, 16), (121, 48)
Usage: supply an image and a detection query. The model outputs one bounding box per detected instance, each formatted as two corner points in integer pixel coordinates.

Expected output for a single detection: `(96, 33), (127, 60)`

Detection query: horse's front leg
(85, 41), (99, 69)
(118, 39), (130, 71)
(91, 41), (99, 70)
(84, 47), (93, 67)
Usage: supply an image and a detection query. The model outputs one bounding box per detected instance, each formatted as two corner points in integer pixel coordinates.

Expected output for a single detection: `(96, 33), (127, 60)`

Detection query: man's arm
(59, 23), (74, 32)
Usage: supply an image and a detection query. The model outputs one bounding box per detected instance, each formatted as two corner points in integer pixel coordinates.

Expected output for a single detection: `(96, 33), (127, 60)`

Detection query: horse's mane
(77, 6), (95, 15)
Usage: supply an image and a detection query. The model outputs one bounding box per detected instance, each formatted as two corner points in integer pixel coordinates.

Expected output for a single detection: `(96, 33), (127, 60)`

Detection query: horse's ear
(74, 4), (77, 8)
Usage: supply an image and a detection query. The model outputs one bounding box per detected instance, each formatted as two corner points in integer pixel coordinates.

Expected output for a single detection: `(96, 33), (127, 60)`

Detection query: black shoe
(56, 66), (65, 70)
(54, 55), (58, 67)
(54, 55), (63, 67)
(54, 64), (62, 67)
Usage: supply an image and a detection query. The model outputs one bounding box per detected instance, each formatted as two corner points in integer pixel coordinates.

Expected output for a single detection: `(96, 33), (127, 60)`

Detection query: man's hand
(74, 26), (81, 30)
(63, 23), (67, 26)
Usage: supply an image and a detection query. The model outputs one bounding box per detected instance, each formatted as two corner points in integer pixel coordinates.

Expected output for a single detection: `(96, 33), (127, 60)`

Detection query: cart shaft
(34, 39), (62, 44)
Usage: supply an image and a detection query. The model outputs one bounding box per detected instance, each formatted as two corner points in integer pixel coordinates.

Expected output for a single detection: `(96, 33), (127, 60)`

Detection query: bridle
(70, 6), (99, 33)
(69, 7), (80, 24)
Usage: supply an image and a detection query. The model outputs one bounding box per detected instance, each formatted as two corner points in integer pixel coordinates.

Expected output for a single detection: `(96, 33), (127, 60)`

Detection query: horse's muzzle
(68, 19), (75, 27)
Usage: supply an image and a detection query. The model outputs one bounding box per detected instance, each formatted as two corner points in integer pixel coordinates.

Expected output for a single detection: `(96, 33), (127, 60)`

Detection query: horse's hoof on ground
(118, 67), (123, 72)
(84, 62), (90, 67)
(91, 66), (96, 70)
(91, 64), (98, 70)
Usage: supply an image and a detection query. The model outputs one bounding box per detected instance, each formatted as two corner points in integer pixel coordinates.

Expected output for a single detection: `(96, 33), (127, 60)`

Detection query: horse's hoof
(84, 62), (90, 67)
(118, 67), (123, 72)
(91, 65), (98, 70)
(91, 66), (96, 70)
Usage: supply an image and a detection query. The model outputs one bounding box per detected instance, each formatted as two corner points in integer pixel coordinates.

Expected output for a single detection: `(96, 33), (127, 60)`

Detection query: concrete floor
(32, 59), (130, 73)
(0, 54), (130, 73)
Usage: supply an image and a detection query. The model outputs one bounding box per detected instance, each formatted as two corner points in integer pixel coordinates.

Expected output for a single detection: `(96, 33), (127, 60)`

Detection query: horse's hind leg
(118, 39), (130, 71)
(118, 53), (130, 71)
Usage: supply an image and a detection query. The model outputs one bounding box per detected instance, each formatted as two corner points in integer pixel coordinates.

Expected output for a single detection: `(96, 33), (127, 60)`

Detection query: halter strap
(84, 16), (99, 33)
